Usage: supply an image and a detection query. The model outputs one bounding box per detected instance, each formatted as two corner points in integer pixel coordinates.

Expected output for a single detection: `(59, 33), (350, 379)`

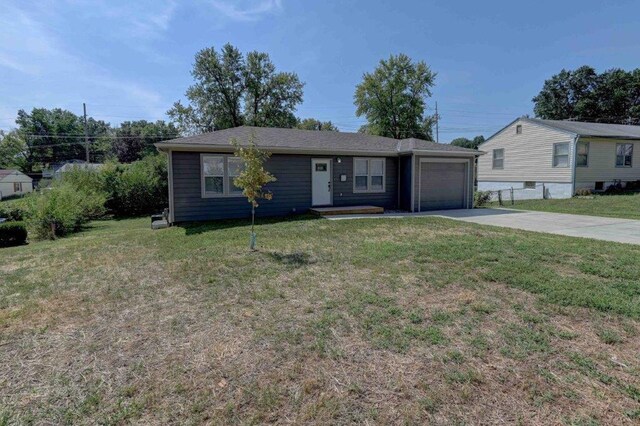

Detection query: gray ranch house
(478, 117), (640, 199)
(155, 126), (481, 223)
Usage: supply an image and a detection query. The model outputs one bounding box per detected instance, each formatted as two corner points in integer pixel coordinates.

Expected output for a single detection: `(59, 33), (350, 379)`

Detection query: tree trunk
(250, 204), (256, 250)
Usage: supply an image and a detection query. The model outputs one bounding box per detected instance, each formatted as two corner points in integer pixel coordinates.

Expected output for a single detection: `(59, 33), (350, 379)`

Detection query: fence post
(498, 190), (503, 206)
(542, 183), (546, 199)
(510, 187), (514, 205)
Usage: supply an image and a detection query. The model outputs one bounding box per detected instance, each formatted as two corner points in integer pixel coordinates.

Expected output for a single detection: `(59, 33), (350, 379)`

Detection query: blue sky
(1, 0), (639, 142)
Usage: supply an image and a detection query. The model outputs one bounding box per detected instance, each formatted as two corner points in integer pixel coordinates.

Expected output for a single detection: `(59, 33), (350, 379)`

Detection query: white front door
(312, 159), (332, 206)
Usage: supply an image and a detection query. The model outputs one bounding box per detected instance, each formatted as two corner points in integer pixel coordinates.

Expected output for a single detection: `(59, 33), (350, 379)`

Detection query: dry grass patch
(1, 216), (639, 424)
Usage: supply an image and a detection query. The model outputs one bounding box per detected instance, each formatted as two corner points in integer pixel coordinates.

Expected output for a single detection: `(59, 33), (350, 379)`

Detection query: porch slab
(310, 205), (384, 216)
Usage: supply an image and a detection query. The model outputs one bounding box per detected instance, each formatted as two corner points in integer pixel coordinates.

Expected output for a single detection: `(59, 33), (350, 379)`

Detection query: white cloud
(209, 0), (282, 21)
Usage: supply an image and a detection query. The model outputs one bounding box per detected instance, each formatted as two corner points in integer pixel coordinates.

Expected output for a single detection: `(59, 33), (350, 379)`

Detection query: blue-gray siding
(172, 152), (398, 222)
(399, 155), (413, 211)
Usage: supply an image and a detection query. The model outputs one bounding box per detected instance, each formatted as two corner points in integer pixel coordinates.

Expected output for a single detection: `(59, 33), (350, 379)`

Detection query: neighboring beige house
(0, 170), (33, 200)
(477, 117), (640, 199)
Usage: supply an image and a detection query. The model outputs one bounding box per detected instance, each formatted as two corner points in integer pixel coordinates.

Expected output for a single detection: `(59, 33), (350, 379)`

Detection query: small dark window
(13, 182), (21, 192)
(315, 163), (327, 172)
(492, 149), (504, 169)
(616, 143), (633, 167)
(595, 181), (604, 191)
(516, 125), (522, 134)
(523, 181), (536, 190)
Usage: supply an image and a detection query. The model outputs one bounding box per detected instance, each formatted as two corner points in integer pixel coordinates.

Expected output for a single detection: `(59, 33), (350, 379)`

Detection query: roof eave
(156, 142), (480, 157)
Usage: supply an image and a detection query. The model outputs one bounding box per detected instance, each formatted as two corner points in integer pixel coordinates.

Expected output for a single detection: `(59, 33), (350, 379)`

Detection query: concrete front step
(310, 205), (384, 216)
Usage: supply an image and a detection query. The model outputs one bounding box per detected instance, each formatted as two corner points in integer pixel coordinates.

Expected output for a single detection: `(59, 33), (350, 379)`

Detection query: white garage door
(419, 162), (467, 211)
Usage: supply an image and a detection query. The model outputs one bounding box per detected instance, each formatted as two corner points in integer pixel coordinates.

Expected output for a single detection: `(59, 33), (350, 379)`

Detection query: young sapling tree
(231, 135), (276, 250)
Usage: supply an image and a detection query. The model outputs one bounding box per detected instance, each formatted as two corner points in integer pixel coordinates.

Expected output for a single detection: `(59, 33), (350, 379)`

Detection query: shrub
(23, 183), (106, 239)
(575, 188), (592, 196)
(60, 154), (168, 217)
(0, 200), (29, 221)
(0, 221), (28, 247)
(474, 190), (492, 207)
(106, 154), (168, 216)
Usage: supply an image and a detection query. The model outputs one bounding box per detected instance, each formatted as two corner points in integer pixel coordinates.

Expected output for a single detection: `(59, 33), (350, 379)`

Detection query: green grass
(1, 215), (639, 424)
(490, 192), (640, 220)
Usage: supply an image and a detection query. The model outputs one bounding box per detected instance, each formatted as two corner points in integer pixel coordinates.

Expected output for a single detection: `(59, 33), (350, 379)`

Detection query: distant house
(43, 160), (104, 180)
(0, 170), (33, 200)
(477, 118), (640, 199)
(155, 126), (482, 223)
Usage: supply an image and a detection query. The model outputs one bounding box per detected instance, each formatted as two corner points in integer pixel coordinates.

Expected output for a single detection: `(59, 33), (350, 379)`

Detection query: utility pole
(83, 102), (89, 162)
(435, 101), (440, 143)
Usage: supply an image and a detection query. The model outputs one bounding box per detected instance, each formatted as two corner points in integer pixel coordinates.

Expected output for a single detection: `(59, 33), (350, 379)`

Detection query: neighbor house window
(201, 154), (244, 197)
(616, 143), (633, 167)
(576, 141), (589, 167)
(353, 158), (385, 193)
(553, 143), (569, 168)
(13, 182), (21, 192)
(492, 149), (504, 169)
(524, 181), (536, 190)
(516, 125), (522, 134)
(595, 181), (604, 191)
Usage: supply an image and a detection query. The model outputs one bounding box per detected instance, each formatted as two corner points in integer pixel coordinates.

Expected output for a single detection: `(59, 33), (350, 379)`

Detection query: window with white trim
(553, 143), (569, 168)
(516, 124), (522, 134)
(492, 149), (504, 169)
(201, 155), (244, 197)
(576, 141), (589, 167)
(616, 143), (633, 167)
(13, 182), (21, 192)
(353, 158), (385, 193)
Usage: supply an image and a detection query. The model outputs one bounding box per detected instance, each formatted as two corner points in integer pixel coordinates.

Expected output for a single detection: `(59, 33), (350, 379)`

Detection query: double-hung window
(553, 143), (569, 168)
(576, 141), (589, 167)
(492, 149), (504, 169)
(201, 155), (244, 197)
(616, 143), (633, 167)
(13, 182), (21, 192)
(353, 158), (385, 193)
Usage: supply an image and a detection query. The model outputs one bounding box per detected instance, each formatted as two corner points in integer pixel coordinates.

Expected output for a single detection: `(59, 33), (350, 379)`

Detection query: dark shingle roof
(0, 169), (17, 179)
(156, 126), (480, 155)
(528, 118), (640, 139)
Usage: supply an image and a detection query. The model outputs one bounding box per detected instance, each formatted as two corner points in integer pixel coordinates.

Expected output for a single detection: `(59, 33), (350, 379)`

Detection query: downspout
(571, 135), (579, 197)
(410, 154), (415, 212)
(397, 157), (401, 209)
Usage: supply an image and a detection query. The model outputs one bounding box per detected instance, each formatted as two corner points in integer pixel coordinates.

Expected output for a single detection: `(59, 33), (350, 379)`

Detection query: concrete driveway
(327, 208), (640, 245)
(421, 208), (640, 245)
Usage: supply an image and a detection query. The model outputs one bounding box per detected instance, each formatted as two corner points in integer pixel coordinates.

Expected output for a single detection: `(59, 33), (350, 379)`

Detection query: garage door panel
(419, 162), (466, 211)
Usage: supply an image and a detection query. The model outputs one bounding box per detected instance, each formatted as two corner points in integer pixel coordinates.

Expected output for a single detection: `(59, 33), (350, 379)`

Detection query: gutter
(154, 142), (482, 158)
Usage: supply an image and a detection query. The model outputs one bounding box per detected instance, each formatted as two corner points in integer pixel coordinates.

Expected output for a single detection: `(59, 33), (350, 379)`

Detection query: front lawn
(491, 192), (640, 220)
(1, 216), (639, 424)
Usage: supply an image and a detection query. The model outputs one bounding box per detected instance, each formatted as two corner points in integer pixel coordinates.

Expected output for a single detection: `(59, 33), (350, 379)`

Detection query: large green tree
(354, 54), (436, 140)
(533, 66), (640, 123)
(0, 130), (29, 171)
(14, 108), (111, 171)
(168, 44), (304, 135)
(450, 135), (485, 149)
(296, 118), (339, 131)
(112, 120), (179, 163)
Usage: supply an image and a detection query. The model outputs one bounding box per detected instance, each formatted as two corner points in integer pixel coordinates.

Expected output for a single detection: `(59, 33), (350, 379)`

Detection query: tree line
(3, 41), (640, 174)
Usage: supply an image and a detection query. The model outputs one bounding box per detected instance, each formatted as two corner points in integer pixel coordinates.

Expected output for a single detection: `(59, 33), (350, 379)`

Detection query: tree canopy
(168, 44), (304, 135)
(5, 108), (177, 172)
(112, 120), (179, 163)
(533, 66), (640, 124)
(296, 118), (339, 131)
(450, 135), (485, 150)
(354, 54), (436, 140)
